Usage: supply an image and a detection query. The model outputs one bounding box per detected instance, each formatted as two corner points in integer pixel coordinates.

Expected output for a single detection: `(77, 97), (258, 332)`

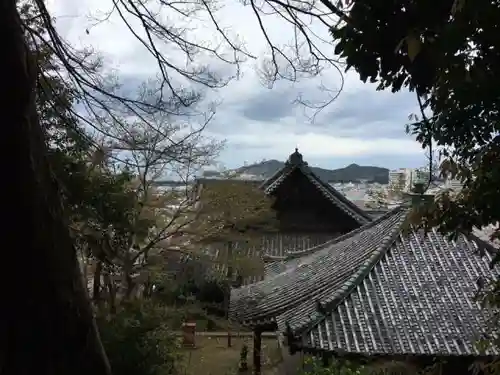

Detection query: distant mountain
(235, 160), (389, 184)
(237, 160), (283, 178)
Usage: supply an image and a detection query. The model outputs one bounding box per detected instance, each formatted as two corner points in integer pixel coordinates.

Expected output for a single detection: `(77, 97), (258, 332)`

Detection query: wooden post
(253, 328), (262, 375)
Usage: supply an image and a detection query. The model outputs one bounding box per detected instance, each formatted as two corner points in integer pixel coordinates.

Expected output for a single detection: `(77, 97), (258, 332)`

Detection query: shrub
(97, 300), (181, 375)
(196, 279), (225, 305)
(300, 357), (367, 375)
(239, 344), (249, 372)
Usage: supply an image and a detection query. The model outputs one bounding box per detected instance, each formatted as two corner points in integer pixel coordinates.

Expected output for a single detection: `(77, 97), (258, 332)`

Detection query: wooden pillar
(253, 328), (262, 375)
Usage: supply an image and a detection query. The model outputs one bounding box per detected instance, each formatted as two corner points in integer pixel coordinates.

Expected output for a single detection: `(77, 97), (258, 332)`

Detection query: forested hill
(233, 160), (389, 183)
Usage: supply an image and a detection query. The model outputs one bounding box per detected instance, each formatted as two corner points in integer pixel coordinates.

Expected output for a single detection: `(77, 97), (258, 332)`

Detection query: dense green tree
(329, 0), (500, 236)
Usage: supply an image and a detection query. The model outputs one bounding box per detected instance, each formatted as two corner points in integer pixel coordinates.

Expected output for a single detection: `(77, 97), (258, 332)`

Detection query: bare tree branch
(26, 0), (352, 134)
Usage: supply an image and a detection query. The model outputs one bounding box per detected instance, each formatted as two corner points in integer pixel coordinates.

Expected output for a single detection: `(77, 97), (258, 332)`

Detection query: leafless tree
(93, 94), (224, 304)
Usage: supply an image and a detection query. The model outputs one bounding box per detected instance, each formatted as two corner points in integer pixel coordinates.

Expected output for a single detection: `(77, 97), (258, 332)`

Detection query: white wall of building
(388, 168), (413, 192)
(388, 168), (431, 192)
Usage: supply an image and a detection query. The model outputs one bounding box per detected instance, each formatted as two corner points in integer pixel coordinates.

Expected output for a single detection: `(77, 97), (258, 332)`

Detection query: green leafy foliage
(23, 0), (204, 306)
(97, 301), (181, 375)
(239, 344), (248, 372)
(331, 0), (500, 236)
(300, 357), (367, 375)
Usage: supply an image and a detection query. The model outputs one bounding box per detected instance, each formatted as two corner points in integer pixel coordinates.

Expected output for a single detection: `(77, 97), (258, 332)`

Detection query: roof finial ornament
(288, 147), (304, 166)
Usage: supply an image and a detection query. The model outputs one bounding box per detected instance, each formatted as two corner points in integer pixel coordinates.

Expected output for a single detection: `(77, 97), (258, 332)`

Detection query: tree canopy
(329, 0), (500, 238)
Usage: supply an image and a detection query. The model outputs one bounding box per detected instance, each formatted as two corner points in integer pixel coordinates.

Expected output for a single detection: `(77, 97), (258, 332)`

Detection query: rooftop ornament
(287, 148), (307, 166)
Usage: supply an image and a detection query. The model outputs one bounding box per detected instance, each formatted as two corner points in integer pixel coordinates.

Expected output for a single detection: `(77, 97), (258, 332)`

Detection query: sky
(46, 0), (427, 171)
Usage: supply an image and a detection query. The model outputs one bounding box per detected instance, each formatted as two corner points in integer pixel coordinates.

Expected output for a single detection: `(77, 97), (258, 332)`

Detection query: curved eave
(229, 207), (407, 325)
(296, 341), (497, 361)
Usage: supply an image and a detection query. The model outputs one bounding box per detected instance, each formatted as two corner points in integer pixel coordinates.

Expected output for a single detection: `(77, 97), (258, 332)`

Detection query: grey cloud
(228, 78), (418, 139)
(240, 90), (296, 122)
(315, 89), (417, 139)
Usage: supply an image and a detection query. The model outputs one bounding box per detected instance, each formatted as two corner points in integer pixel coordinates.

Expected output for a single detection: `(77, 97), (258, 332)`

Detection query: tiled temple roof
(302, 225), (500, 356)
(230, 205), (500, 357)
(229, 207), (407, 327)
(260, 149), (372, 226)
(196, 150), (374, 283)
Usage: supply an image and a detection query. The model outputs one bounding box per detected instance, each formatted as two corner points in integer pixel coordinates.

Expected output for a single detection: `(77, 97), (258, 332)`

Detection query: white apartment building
(388, 168), (431, 192)
(388, 168), (413, 192)
(411, 169), (431, 186)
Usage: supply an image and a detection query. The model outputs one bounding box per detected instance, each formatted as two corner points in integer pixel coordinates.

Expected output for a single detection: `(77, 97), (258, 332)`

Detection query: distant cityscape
(211, 165), (465, 210)
(339, 167), (463, 210)
(387, 167), (463, 192)
(155, 165), (464, 211)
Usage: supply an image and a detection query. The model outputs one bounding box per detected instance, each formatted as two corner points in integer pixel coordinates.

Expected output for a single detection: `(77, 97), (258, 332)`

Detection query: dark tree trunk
(321, 353), (330, 367)
(0, 2), (112, 375)
(123, 270), (135, 300)
(121, 256), (135, 300)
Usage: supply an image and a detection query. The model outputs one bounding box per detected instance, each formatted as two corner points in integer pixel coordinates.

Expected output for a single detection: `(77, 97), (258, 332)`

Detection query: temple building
(224, 150), (500, 375)
(195, 149), (373, 283)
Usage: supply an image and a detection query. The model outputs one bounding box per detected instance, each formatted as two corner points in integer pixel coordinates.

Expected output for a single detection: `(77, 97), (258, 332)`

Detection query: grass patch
(180, 336), (283, 375)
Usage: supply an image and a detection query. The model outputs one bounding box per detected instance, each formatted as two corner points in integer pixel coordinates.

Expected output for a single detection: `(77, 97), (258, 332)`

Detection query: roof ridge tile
(318, 217), (406, 310)
(260, 164), (295, 191)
